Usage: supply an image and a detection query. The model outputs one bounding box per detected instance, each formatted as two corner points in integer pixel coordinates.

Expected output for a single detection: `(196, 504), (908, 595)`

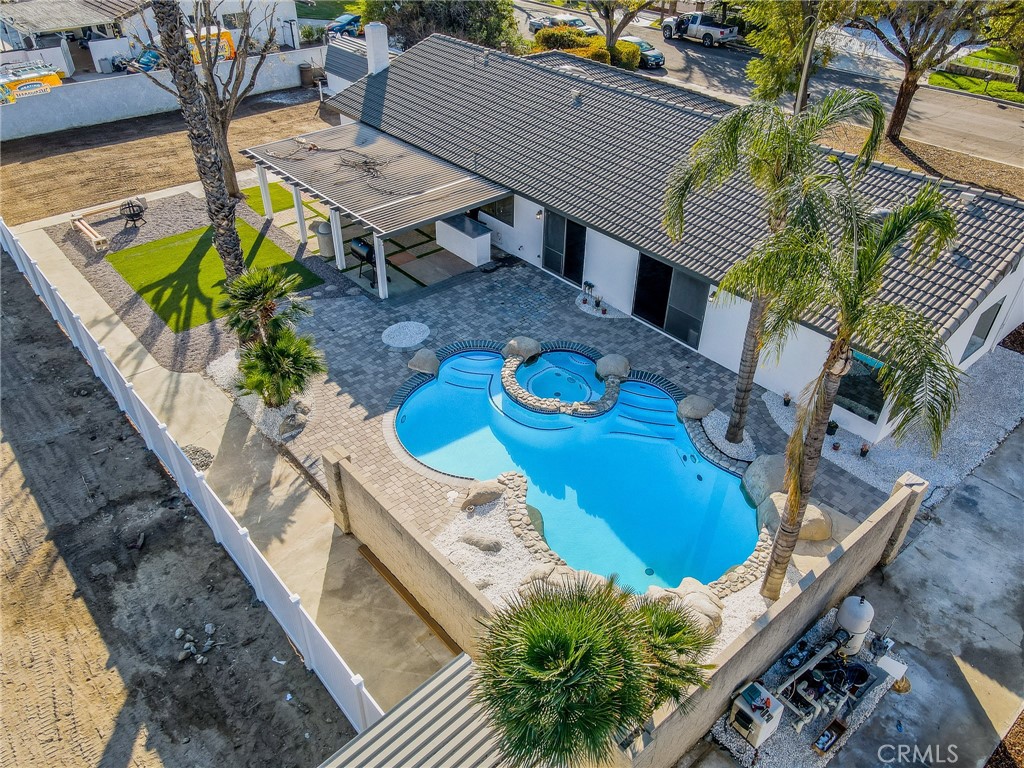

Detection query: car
(662, 13), (738, 47)
(553, 14), (600, 37)
(327, 13), (362, 37)
(527, 15), (558, 33)
(619, 36), (665, 68)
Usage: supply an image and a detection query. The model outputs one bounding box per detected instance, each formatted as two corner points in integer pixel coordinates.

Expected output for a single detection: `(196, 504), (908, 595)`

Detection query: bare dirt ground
(0, 89), (336, 226)
(987, 709), (1024, 767)
(0, 256), (355, 767)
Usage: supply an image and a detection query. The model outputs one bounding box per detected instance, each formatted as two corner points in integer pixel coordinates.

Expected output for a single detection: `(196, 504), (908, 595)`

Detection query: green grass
(296, 0), (364, 21)
(929, 70), (1024, 104)
(963, 46), (1017, 66)
(242, 183), (294, 217)
(107, 221), (322, 333)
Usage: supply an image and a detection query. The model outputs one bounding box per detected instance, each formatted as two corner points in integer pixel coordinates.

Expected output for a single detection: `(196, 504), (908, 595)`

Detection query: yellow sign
(185, 28), (237, 64)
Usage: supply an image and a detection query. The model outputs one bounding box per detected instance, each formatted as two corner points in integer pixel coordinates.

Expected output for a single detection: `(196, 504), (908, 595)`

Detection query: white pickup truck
(662, 12), (738, 48)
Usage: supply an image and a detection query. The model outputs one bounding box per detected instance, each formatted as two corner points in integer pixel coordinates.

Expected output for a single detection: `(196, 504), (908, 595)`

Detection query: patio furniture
(72, 217), (109, 252)
(120, 200), (146, 228)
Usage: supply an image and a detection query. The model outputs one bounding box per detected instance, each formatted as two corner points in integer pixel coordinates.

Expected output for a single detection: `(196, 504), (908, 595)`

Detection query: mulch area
(986, 709), (1024, 768)
(45, 192), (358, 373)
(999, 323), (1024, 355)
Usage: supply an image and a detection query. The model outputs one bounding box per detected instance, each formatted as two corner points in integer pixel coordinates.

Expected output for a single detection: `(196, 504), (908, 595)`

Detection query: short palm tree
(759, 167), (960, 600)
(475, 576), (713, 768)
(218, 267), (312, 344)
(237, 327), (326, 409)
(663, 88), (885, 445)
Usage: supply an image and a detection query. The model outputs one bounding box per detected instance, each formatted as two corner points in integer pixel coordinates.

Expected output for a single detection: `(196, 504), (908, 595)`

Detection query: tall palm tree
(475, 576), (713, 768)
(218, 267), (312, 344)
(237, 327), (327, 408)
(759, 167), (960, 600)
(663, 88), (885, 445)
(152, 0), (244, 279)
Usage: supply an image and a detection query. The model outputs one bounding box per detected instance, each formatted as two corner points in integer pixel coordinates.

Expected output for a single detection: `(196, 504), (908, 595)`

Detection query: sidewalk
(10, 181), (454, 711)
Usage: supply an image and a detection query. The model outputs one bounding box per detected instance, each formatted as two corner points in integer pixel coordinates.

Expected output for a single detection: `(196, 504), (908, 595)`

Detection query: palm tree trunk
(151, 0), (245, 280)
(885, 69), (921, 143)
(725, 294), (767, 443)
(761, 340), (851, 599)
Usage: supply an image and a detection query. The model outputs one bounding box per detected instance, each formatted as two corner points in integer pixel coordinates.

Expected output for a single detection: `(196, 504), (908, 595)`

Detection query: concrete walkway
(9, 182), (454, 711)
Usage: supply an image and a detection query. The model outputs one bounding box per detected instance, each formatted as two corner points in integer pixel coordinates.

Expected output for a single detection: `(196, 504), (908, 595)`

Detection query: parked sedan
(620, 36), (665, 68)
(528, 14), (600, 37)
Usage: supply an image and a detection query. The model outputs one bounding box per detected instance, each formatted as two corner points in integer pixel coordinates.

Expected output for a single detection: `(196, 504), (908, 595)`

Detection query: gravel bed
(710, 564), (800, 658)
(574, 293), (628, 318)
(703, 409), (758, 461)
(761, 345), (1024, 506)
(711, 608), (904, 767)
(43, 192), (359, 373)
(432, 496), (544, 608)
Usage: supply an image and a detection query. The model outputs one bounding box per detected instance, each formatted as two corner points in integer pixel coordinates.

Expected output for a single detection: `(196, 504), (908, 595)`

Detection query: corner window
(835, 351), (884, 423)
(960, 298), (1004, 362)
(479, 196), (514, 227)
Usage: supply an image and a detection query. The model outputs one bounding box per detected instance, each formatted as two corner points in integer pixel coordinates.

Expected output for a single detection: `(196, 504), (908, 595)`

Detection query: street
(513, 1), (1024, 168)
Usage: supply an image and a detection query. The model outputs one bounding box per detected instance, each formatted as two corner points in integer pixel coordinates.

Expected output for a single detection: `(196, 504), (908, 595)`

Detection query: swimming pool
(395, 349), (758, 591)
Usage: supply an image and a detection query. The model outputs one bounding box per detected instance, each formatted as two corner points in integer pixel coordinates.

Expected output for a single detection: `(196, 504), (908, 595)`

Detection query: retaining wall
(0, 46), (325, 141)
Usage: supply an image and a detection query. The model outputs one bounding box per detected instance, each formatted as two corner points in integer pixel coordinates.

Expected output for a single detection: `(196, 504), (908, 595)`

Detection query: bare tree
(589, 0), (660, 48)
(139, 1), (278, 197)
(151, 0), (244, 278)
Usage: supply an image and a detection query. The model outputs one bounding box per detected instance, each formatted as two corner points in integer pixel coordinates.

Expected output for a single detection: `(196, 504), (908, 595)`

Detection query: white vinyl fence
(0, 217), (384, 733)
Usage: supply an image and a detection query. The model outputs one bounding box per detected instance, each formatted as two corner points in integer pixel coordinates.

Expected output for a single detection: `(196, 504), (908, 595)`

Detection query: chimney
(364, 22), (389, 75)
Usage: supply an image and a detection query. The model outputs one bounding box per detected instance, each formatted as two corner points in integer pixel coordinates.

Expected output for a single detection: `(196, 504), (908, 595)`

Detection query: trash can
(299, 62), (314, 87)
(315, 220), (335, 261)
(98, 57), (113, 74)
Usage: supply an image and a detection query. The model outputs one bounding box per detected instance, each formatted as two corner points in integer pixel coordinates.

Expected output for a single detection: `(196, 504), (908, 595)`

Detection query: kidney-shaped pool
(395, 349), (757, 591)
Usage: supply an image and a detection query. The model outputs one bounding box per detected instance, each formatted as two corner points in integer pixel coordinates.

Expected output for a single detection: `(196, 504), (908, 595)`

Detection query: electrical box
(729, 682), (784, 749)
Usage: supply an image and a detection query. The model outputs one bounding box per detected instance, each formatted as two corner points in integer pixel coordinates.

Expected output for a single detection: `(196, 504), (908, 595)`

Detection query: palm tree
(218, 267), (312, 344)
(663, 88), (885, 445)
(237, 328), (327, 408)
(152, 0), (244, 279)
(759, 167), (960, 600)
(475, 576), (713, 768)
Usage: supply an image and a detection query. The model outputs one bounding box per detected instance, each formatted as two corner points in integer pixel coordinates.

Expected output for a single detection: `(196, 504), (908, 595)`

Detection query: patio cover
(241, 122), (509, 236)
(0, 0), (145, 34)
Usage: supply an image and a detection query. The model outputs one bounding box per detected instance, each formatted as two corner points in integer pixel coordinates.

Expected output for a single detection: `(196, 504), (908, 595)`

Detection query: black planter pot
(826, 422), (839, 436)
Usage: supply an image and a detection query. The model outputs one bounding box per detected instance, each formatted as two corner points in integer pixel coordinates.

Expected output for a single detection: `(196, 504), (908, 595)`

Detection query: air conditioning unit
(729, 682), (784, 749)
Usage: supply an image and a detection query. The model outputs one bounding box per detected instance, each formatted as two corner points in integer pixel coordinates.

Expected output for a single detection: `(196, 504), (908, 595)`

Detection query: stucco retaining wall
(0, 46), (325, 141)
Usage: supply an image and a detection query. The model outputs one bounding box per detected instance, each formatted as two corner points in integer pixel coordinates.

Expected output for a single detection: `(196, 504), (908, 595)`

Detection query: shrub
(566, 43), (611, 64)
(609, 39), (641, 70)
(535, 25), (592, 51)
(237, 327), (327, 409)
(299, 24), (326, 43)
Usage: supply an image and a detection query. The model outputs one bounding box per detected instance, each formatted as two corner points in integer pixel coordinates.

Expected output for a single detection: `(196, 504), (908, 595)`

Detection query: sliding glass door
(632, 254), (709, 348)
(542, 211), (586, 286)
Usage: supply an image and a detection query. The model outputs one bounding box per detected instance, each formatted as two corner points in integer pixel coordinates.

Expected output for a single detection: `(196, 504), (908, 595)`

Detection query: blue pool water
(396, 350), (757, 591)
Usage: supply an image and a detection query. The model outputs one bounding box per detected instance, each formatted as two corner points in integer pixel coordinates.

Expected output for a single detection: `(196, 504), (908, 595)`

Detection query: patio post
(291, 184), (307, 245)
(256, 164), (273, 221)
(373, 233), (388, 299)
(329, 208), (345, 271)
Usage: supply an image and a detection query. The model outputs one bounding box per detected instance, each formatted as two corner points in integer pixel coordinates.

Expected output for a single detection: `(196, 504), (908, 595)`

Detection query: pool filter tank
(835, 596), (875, 656)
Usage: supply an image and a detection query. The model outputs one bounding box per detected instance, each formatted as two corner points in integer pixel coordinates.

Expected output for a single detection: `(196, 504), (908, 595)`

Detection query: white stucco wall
(581, 229), (639, 314)
(946, 262), (1024, 369)
(324, 72), (351, 94)
(1, 43), (73, 76)
(478, 195), (544, 268)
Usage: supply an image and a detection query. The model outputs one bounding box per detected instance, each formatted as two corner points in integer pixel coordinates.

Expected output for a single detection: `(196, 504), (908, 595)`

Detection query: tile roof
(324, 37), (399, 84)
(326, 35), (1024, 339)
(241, 122), (507, 235)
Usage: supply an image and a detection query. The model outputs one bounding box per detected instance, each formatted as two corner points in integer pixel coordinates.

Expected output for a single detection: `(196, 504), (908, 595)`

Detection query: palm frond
(795, 88), (886, 174)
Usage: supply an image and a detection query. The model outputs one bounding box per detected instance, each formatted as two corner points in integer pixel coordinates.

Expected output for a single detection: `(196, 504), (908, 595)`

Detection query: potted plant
(832, 441), (841, 451)
(601, 307), (608, 315)
(860, 442), (871, 457)
(594, 295), (603, 309)
(783, 391), (791, 407)
(826, 419), (839, 436)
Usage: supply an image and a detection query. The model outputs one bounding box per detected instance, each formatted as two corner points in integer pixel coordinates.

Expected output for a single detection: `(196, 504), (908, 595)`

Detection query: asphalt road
(514, 1), (1024, 168)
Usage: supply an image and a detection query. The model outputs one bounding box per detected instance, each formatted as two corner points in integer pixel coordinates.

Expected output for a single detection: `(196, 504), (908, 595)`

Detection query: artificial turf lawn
(242, 182), (295, 216)
(107, 220), (322, 333)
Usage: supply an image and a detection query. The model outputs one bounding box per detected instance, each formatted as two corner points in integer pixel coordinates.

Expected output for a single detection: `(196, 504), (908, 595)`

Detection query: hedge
(609, 39), (640, 70)
(535, 26), (592, 51)
(565, 43), (611, 64)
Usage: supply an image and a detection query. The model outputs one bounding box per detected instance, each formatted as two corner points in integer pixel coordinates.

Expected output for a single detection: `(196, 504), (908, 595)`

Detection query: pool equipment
(728, 682), (783, 749)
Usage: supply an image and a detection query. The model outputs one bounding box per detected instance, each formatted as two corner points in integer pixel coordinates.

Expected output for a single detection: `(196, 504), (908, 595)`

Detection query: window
(835, 351), (884, 423)
(542, 211), (586, 286)
(222, 12), (249, 30)
(479, 196), (514, 227)
(632, 255), (709, 348)
(960, 298), (1004, 362)
(632, 254), (672, 326)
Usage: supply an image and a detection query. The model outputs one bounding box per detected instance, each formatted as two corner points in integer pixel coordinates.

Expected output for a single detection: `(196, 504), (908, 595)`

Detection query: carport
(242, 122), (509, 299)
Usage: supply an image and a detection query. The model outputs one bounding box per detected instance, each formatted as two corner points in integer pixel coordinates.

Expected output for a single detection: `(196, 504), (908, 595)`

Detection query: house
(323, 35), (398, 95)
(250, 27), (1024, 445)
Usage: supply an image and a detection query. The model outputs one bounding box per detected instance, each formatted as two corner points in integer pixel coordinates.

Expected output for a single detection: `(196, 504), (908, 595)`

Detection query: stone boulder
(742, 454), (786, 507)
(595, 353), (630, 381)
(461, 479), (505, 510)
(460, 532), (502, 552)
(677, 395), (715, 420)
(756, 492), (834, 541)
(502, 336), (541, 362)
(646, 579), (723, 635)
(408, 348), (440, 376)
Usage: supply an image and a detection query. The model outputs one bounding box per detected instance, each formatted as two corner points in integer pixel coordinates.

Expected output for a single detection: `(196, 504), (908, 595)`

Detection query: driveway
(513, 1), (1024, 168)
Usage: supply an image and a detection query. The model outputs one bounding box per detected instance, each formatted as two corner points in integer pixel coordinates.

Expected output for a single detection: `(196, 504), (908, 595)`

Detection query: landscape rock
(182, 444), (214, 471)
(461, 479), (505, 510)
(174, 628), (185, 640)
(204, 623), (216, 636)
(278, 413), (306, 436)
(408, 348), (440, 376)
(742, 454), (786, 506)
(294, 400), (312, 416)
(177, 650), (192, 662)
(195, 655), (208, 665)
(595, 353), (630, 380)
(680, 592), (724, 632)
(756, 492), (834, 541)
(501, 336), (541, 362)
(677, 395), (715, 420)
(460, 532), (503, 553)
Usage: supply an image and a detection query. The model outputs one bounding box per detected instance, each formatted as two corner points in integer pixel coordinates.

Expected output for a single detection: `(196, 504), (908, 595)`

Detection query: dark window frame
(479, 196), (515, 227)
(960, 298), (1004, 363)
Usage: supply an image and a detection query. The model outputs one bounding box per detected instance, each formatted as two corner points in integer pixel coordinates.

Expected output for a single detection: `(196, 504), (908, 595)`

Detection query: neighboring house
(323, 35), (397, 95)
(269, 32), (1022, 445)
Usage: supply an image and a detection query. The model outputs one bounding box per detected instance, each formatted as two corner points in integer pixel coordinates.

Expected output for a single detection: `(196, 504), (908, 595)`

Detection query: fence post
(880, 472), (928, 566)
(289, 594), (315, 670)
(193, 472), (222, 535)
(238, 528), (265, 601)
(352, 674), (369, 732)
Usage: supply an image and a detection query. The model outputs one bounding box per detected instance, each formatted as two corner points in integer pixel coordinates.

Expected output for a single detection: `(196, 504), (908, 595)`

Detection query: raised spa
(396, 350), (757, 591)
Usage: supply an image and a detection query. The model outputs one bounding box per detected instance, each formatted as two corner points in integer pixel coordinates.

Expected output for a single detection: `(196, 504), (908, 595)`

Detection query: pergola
(242, 122), (509, 299)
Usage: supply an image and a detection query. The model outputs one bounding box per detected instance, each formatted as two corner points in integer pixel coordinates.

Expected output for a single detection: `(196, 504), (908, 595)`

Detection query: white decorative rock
(595, 353), (630, 380)
(501, 336), (541, 361)
(381, 321), (430, 350)
(677, 394), (715, 420)
(408, 348), (440, 376)
(743, 454), (786, 506)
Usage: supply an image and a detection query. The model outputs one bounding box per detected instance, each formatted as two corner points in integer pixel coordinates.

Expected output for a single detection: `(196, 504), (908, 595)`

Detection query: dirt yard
(0, 89), (336, 226)
(0, 256), (355, 766)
